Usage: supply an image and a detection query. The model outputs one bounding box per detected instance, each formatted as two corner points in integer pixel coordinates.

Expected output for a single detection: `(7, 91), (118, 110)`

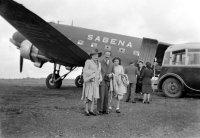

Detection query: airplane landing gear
(46, 64), (76, 89)
(46, 73), (62, 89)
(75, 75), (83, 87)
(45, 63), (83, 89)
(46, 64), (62, 89)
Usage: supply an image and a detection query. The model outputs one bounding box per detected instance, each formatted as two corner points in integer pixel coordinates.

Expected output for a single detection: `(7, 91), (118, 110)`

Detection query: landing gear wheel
(75, 75), (83, 87)
(46, 74), (62, 89)
(162, 78), (183, 98)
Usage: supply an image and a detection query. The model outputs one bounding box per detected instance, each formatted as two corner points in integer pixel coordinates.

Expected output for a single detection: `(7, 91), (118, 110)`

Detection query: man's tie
(106, 60), (109, 65)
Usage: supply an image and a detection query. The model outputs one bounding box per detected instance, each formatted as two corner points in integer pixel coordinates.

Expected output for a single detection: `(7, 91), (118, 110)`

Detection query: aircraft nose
(12, 31), (26, 47)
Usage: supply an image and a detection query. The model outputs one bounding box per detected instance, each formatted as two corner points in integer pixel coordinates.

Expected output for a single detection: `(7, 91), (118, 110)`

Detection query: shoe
(146, 101), (150, 104)
(89, 111), (97, 116)
(108, 106), (112, 110)
(84, 111), (90, 116)
(116, 109), (121, 113)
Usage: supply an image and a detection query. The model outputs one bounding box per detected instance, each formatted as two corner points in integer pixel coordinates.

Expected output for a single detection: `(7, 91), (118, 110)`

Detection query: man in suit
(125, 61), (139, 103)
(97, 51), (113, 114)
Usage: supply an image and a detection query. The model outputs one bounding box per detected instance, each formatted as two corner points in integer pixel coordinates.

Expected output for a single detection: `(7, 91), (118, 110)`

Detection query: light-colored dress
(81, 59), (102, 102)
(112, 65), (127, 95)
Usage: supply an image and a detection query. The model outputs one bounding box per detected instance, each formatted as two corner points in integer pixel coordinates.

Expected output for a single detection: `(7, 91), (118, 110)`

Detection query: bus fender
(158, 73), (185, 90)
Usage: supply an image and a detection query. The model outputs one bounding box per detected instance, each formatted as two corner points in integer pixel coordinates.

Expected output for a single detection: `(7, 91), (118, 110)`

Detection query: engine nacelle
(20, 40), (48, 67)
(20, 40), (34, 60)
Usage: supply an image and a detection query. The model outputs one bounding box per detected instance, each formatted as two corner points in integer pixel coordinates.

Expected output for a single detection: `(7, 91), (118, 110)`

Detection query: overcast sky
(0, 0), (200, 79)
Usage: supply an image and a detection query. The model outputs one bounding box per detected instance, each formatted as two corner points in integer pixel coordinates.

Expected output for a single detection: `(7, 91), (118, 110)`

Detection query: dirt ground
(0, 78), (200, 138)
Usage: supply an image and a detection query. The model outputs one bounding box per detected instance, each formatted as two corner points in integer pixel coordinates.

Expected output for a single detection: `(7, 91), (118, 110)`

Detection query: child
(111, 57), (128, 113)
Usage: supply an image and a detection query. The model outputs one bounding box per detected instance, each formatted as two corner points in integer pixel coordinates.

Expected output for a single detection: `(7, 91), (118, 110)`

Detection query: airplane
(0, 0), (170, 89)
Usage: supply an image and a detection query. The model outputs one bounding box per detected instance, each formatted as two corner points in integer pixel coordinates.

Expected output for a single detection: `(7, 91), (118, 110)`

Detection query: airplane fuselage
(50, 23), (142, 66)
(12, 22), (169, 69)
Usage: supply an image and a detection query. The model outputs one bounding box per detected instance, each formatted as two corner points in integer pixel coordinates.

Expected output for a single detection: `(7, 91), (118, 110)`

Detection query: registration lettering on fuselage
(87, 34), (133, 48)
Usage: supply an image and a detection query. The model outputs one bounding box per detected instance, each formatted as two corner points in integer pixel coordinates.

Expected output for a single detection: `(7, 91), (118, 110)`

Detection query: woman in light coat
(110, 57), (128, 113)
(81, 49), (102, 116)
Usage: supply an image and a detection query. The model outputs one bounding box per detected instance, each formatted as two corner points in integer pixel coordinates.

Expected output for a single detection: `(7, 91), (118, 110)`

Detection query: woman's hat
(90, 49), (102, 57)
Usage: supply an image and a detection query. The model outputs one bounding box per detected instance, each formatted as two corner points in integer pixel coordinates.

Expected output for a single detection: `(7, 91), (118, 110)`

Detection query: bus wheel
(75, 75), (83, 87)
(162, 78), (183, 98)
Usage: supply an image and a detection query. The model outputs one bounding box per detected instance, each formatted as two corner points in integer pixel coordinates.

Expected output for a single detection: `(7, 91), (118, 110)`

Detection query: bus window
(188, 50), (200, 65)
(163, 52), (170, 65)
(171, 49), (186, 65)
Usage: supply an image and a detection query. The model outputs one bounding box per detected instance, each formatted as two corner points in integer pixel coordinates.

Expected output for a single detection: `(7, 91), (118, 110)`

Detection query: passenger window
(105, 45), (111, 51)
(171, 50), (186, 65)
(119, 48), (126, 54)
(188, 52), (200, 65)
(77, 40), (84, 45)
(91, 43), (97, 48)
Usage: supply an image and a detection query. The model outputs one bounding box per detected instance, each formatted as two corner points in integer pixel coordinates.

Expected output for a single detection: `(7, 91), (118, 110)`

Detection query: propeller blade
(20, 56), (23, 73)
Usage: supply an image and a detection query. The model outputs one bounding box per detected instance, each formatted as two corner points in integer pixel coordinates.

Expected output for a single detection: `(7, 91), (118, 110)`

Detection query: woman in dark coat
(141, 62), (153, 103)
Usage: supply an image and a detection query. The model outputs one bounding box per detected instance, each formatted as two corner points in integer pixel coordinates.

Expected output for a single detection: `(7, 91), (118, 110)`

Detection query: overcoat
(141, 67), (153, 94)
(81, 59), (102, 101)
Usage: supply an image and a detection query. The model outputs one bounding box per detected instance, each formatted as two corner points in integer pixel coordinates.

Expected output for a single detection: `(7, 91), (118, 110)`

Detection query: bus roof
(165, 43), (200, 52)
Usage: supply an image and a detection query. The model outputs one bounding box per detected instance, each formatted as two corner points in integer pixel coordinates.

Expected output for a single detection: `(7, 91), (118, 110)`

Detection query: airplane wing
(0, 0), (89, 66)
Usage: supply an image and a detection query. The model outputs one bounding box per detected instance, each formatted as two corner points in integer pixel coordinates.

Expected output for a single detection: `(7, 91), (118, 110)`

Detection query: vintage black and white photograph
(0, 0), (200, 137)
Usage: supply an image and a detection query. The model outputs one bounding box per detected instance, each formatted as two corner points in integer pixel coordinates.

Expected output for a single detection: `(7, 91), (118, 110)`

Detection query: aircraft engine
(19, 40), (48, 70)
(20, 40), (38, 61)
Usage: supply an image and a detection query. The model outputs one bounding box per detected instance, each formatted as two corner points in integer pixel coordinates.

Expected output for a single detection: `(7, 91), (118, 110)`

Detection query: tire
(46, 74), (62, 89)
(162, 78), (183, 98)
(75, 75), (83, 87)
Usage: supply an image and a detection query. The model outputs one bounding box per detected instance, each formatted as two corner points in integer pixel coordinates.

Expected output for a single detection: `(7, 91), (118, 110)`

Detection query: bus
(157, 43), (200, 98)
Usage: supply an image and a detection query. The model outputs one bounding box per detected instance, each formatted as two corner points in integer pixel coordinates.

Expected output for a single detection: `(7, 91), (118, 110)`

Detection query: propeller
(20, 55), (24, 73)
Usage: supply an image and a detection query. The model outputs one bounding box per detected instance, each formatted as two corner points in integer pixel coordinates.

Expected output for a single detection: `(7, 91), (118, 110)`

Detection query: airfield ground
(0, 78), (200, 138)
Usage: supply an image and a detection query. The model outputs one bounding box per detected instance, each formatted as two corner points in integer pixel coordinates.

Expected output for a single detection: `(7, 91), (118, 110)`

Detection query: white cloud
(0, 0), (200, 78)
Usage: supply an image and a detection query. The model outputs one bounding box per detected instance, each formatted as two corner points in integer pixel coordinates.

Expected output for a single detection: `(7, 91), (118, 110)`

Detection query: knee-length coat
(81, 59), (102, 102)
(141, 67), (153, 94)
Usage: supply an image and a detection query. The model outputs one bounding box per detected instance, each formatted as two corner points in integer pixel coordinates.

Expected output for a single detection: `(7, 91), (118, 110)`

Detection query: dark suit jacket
(125, 65), (139, 83)
(138, 66), (145, 76)
(137, 66), (145, 82)
(141, 68), (153, 85)
(100, 59), (113, 83)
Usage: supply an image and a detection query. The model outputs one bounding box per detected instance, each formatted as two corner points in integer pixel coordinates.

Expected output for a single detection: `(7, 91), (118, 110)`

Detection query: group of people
(81, 49), (153, 116)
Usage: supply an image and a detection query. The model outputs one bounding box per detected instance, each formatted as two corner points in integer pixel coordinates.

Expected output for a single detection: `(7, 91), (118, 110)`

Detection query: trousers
(125, 83), (136, 101)
(97, 81), (109, 112)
